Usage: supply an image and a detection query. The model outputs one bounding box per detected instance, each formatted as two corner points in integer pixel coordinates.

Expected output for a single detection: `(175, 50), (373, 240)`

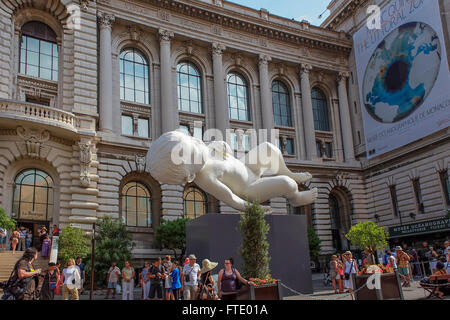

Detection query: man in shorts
(395, 246), (411, 287)
(105, 262), (121, 299)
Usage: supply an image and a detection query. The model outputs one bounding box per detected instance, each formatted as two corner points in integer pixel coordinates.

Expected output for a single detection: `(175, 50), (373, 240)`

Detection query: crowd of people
(1, 250), (250, 301)
(0, 224), (60, 256)
(104, 254), (251, 301)
(328, 241), (450, 296)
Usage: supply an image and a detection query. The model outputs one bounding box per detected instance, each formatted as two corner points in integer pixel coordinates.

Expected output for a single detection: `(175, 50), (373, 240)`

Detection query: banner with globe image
(353, 0), (450, 159)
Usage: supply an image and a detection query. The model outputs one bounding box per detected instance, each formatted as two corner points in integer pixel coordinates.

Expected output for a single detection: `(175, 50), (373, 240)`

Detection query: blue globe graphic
(362, 22), (442, 123)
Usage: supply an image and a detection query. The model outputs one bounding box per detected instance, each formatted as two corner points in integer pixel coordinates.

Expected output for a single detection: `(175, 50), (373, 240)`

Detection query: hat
(200, 259), (218, 274)
(344, 251), (352, 256)
(395, 246), (402, 251)
(188, 254), (197, 260)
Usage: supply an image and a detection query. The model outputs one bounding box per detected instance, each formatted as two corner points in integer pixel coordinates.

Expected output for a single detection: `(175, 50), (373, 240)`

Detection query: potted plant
(237, 202), (282, 300)
(346, 222), (403, 300)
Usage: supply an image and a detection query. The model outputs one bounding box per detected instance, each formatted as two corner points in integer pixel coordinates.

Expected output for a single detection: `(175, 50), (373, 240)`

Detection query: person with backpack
(181, 254), (201, 300)
(1, 247), (42, 300)
(217, 257), (249, 301)
(39, 262), (60, 300)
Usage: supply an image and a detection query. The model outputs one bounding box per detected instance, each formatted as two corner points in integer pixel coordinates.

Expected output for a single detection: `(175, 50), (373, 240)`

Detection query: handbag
(116, 283), (121, 294)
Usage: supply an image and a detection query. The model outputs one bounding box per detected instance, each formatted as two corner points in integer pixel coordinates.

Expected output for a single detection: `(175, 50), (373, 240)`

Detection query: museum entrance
(12, 168), (54, 250)
(16, 220), (50, 250)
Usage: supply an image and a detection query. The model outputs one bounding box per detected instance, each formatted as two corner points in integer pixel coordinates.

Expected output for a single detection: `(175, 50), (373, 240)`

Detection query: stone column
(259, 54), (274, 134)
(97, 12), (115, 133)
(212, 42), (228, 139)
(300, 64), (316, 160)
(159, 29), (176, 133)
(337, 72), (355, 162)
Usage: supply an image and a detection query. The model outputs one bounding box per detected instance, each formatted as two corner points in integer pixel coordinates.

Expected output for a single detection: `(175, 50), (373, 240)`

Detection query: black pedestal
(186, 213), (313, 297)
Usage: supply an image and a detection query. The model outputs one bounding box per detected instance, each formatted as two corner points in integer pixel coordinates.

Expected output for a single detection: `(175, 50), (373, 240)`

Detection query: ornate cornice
(323, 0), (369, 31)
(118, 0), (352, 53)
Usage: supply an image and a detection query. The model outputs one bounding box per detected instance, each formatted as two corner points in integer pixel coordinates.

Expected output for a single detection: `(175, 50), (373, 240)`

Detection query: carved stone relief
(16, 126), (50, 159)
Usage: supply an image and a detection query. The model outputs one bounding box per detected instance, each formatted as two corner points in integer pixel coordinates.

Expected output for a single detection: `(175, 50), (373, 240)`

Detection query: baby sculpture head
(147, 131), (209, 185)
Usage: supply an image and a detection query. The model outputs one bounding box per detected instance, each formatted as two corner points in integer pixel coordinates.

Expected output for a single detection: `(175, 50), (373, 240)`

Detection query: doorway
(17, 220), (49, 250)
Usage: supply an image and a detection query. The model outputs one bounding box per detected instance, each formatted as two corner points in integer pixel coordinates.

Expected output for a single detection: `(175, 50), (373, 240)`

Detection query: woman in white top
(343, 251), (358, 293)
(62, 258), (81, 300)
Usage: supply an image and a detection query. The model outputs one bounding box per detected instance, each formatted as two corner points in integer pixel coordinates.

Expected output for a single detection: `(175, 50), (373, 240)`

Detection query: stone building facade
(0, 0), (447, 263)
(323, 0), (450, 255)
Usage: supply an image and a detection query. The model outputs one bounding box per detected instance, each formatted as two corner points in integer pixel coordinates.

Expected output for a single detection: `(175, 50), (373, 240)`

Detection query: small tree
(0, 207), (16, 231)
(155, 218), (189, 262)
(86, 216), (135, 287)
(346, 221), (389, 265)
(308, 227), (322, 262)
(58, 226), (90, 265)
(239, 202), (270, 279)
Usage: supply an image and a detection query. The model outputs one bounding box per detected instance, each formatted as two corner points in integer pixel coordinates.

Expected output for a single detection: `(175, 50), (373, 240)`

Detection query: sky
(227, 0), (331, 26)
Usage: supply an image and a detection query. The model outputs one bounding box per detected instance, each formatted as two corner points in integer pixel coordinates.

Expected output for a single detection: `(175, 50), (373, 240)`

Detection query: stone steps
(0, 251), (49, 282)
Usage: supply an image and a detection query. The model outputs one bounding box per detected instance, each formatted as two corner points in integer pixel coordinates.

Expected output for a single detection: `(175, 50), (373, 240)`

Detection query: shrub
(307, 227), (322, 261)
(58, 226), (90, 265)
(155, 217), (189, 262)
(85, 216), (135, 288)
(0, 207), (16, 231)
(239, 202), (270, 279)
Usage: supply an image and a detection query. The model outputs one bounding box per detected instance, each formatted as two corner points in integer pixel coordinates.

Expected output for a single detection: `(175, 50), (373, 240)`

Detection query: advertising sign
(388, 217), (450, 238)
(353, 0), (450, 159)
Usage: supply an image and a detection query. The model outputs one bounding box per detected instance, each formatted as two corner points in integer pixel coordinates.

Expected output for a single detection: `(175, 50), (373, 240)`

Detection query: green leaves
(307, 227), (321, 260)
(239, 202), (270, 279)
(155, 218), (189, 261)
(58, 226), (90, 265)
(85, 216), (135, 287)
(0, 207), (16, 231)
(345, 221), (389, 253)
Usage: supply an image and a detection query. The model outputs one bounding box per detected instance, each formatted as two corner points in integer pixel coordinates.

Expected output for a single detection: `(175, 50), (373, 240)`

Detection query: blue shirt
(76, 263), (85, 280)
(383, 254), (389, 265)
(171, 268), (181, 289)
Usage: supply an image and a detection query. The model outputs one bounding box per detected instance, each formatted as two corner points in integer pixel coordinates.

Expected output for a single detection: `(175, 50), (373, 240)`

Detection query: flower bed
(359, 264), (394, 275)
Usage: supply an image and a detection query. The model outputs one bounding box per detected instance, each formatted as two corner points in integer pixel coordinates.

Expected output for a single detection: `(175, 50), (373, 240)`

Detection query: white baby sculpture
(146, 131), (318, 212)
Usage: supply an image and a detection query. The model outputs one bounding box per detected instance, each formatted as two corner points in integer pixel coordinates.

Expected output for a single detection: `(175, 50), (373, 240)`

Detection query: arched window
(120, 48), (150, 104)
(20, 21), (58, 81)
(183, 186), (207, 219)
(12, 169), (54, 221)
(312, 87), (330, 131)
(177, 62), (202, 114)
(121, 181), (152, 227)
(272, 80), (292, 127)
(227, 72), (250, 121)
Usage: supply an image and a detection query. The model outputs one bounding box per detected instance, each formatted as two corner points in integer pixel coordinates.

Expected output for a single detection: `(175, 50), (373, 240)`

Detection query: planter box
(352, 271), (404, 300)
(237, 282), (283, 300)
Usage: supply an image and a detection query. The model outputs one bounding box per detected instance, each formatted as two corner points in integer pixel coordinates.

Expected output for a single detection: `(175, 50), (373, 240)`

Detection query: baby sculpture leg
(244, 176), (318, 207)
(243, 142), (312, 183)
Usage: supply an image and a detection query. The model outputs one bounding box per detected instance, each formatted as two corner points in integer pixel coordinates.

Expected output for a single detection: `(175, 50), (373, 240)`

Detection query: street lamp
(90, 222), (96, 301)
